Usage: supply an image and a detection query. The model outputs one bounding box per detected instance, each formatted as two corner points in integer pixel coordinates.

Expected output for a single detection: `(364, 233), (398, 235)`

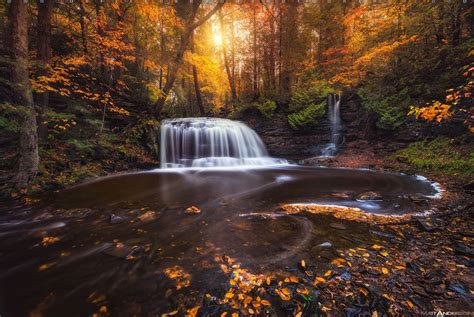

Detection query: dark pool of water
(0, 166), (439, 316)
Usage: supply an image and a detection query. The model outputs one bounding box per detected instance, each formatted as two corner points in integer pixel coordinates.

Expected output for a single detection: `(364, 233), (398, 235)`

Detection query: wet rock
(138, 211), (158, 222)
(453, 243), (474, 257)
(408, 194), (428, 204)
(104, 243), (143, 259)
(357, 191), (382, 200)
(318, 242), (332, 248)
(330, 223), (347, 230)
(447, 281), (472, 297)
(462, 181), (474, 195)
(369, 230), (396, 239)
(410, 295), (433, 311)
(417, 219), (439, 232)
(109, 214), (129, 224)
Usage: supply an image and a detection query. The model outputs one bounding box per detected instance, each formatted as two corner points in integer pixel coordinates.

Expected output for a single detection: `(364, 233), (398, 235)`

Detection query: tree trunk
(10, 0), (39, 187)
(218, 10), (237, 102)
(36, 0), (53, 141)
(252, 4), (259, 101)
(190, 31), (205, 116)
(152, 0), (224, 118)
(79, 0), (88, 53)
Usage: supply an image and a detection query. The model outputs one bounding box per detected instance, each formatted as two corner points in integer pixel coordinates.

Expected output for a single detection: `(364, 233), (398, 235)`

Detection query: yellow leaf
(300, 259), (306, 268)
(324, 270), (332, 277)
(383, 293), (395, 301)
(281, 288), (291, 295)
(314, 277), (326, 284)
(406, 299), (414, 309)
(186, 306), (200, 317)
(381, 267), (389, 274)
(261, 299), (271, 306)
(372, 244), (383, 249)
(225, 292), (234, 299)
(359, 287), (369, 297)
(289, 275), (298, 283)
(380, 251), (389, 257)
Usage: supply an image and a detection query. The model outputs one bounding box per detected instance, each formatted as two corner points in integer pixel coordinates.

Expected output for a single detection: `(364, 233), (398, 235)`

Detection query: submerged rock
(318, 241), (333, 248)
(109, 214), (129, 224)
(330, 222), (347, 230)
(357, 191), (382, 200)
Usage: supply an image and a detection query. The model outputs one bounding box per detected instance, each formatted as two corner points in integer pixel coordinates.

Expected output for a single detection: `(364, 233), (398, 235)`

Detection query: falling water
(320, 94), (343, 157)
(160, 118), (287, 168)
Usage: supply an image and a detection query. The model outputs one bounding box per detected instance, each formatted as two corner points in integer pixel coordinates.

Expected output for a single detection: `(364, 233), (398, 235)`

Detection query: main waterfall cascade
(160, 118), (288, 168)
(320, 94), (343, 157)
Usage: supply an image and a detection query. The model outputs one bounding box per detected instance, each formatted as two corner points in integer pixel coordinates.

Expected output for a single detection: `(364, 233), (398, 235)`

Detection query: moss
(389, 137), (474, 177)
(288, 101), (326, 130)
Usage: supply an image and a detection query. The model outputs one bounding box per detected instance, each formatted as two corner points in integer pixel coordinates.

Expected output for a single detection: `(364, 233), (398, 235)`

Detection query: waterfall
(320, 94), (342, 157)
(160, 118), (287, 168)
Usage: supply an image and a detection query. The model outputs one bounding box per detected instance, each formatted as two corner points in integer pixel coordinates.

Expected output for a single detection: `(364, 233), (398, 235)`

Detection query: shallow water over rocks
(0, 166), (441, 315)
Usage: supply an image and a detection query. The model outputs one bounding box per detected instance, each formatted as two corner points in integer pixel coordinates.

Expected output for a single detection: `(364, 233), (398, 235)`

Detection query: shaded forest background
(0, 0), (472, 193)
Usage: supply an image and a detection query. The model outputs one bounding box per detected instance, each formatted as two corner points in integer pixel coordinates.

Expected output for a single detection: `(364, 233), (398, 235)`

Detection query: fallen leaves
(185, 206), (201, 214)
(42, 236), (60, 246)
(163, 266), (191, 290)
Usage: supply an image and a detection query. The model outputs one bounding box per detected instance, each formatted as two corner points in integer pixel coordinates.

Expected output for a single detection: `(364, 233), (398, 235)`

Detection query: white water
(320, 94), (343, 157)
(160, 118), (288, 168)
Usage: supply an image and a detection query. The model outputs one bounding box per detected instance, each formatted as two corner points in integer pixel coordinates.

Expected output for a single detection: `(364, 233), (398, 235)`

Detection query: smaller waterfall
(320, 94), (343, 157)
(160, 118), (287, 168)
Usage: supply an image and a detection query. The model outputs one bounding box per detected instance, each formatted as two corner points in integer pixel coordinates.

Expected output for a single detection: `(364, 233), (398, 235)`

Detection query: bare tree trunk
(218, 9), (237, 102)
(152, 0), (225, 118)
(10, 0), (39, 187)
(78, 0), (88, 53)
(36, 0), (53, 141)
(252, 4), (258, 101)
(190, 31), (205, 116)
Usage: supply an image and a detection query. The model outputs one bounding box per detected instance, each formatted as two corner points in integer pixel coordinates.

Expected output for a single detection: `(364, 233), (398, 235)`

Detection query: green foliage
(0, 103), (20, 133)
(66, 139), (95, 155)
(359, 87), (409, 130)
(390, 138), (474, 177)
(227, 100), (277, 119)
(255, 100), (277, 118)
(289, 80), (334, 112)
(288, 101), (326, 130)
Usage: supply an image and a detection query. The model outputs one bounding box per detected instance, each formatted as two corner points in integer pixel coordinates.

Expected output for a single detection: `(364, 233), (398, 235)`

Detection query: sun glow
(213, 31), (223, 47)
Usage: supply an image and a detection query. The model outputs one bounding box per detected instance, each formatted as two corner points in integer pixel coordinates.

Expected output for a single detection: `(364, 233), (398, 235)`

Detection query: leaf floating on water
(372, 244), (383, 249)
(99, 306), (108, 313)
(185, 206), (201, 214)
(38, 262), (55, 271)
(381, 267), (389, 274)
(300, 259), (306, 269)
(42, 236), (60, 246)
(406, 299), (414, 309)
(380, 251), (389, 257)
(324, 270), (332, 277)
(138, 211), (157, 222)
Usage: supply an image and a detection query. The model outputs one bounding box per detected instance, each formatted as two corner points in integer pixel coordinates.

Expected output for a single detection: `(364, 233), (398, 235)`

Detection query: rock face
(241, 108), (329, 159)
(241, 93), (378, 159)
(340, 92), (378, 142)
